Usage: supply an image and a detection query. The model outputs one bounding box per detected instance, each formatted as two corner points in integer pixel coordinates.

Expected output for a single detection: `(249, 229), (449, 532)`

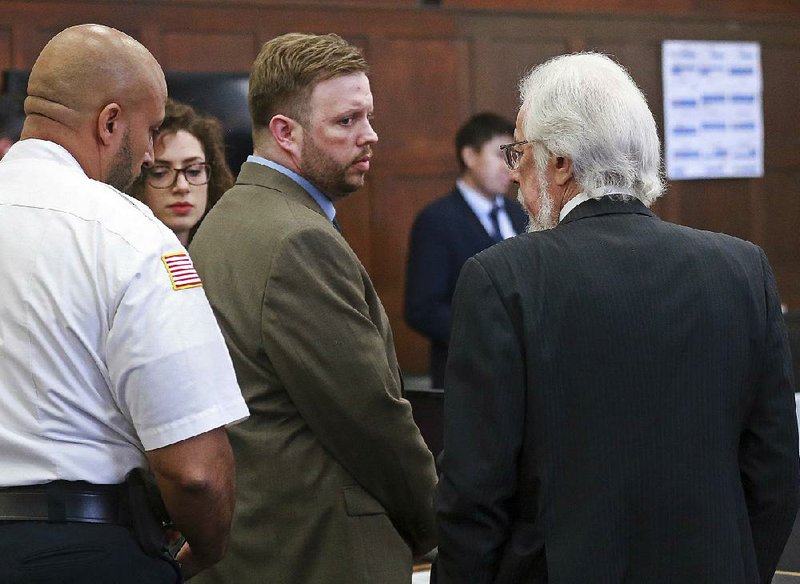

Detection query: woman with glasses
(130, 99), (234, 245)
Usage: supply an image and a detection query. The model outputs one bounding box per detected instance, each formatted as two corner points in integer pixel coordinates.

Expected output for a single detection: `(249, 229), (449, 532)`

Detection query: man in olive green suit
(190, 33), (438, 584)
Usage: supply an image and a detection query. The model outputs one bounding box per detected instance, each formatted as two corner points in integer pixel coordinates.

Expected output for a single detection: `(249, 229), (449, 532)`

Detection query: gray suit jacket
(191, 162), (437, 584)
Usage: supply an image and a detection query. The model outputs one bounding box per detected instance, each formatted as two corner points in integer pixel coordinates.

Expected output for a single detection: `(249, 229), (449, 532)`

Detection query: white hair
(519, 52), (664, 206)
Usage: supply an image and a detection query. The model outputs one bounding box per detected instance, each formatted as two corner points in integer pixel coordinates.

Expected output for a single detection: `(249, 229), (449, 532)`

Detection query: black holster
(125, 468), (174, 557)
(126, 469), (184, 582)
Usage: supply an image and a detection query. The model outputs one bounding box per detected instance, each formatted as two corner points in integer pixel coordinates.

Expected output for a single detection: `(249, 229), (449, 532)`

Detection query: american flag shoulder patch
(161, 252), (203, 291)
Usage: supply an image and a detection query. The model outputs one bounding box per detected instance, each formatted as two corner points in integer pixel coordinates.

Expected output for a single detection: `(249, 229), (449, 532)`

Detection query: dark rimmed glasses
(144, 163), (211, 189)
(499, 140), (532, 171)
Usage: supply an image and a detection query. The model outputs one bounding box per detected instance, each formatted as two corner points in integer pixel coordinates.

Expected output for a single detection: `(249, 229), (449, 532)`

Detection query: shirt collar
(559, 192), (591, 222)
(456, 179), (504, 215)
(247, 154), (336, 222)
(559, 187), (635, 222)
(5, 139), (85, 173)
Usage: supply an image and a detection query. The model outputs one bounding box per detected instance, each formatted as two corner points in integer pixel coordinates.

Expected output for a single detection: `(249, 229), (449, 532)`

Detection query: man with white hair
(435, 52), (799, 584)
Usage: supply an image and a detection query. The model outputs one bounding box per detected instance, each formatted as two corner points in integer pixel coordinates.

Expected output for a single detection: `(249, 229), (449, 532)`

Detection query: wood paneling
(156, 0), (418, 4)
(671, 179), (755, 241)
(0, 30), (10, 83)
(160, 32), (258, 71)
(470, 38), (567, 119)
(762, 46), (800, 170)
(762, 169), (800, 267)
(774, 260), (800, 312)
(369, 37), (470, 174)
(446, 0), (694, 15)
(443, 0), (800, 18)
(2, 0), (800, 373)
(336, 179), (374, 271)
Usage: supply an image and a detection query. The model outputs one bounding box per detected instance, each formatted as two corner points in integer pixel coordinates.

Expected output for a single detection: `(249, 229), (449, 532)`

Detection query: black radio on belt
(126, 467), (178, 558)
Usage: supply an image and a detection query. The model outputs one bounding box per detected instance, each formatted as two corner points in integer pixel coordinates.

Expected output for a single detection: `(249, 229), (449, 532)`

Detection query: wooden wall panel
(336, 179), (374, 270)
(774, 261), (800, 312)
(14, 27), (60, 69)
(471, 38), (567, 120)
(369, 37), (469, 174)
(762, 46), (800, 170)
(164, 0), (418, 5)
(160, 32), (258, 71)
(672, 179), (755, 241)
(245, 8), (455, 40)
(762, 169), (800, 267)
(0, 30), (11, 86)
(443, 0), (800, 18)
(445, 0), (695, 16)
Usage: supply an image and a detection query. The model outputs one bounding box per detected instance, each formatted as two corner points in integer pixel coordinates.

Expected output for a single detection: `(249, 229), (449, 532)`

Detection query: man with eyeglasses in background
(405, 112), (527, 391)
(435, 52), (799, 584)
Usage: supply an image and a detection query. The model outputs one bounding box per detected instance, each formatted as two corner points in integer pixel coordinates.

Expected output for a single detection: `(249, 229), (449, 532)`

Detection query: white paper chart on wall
(662, 40), (763, 181)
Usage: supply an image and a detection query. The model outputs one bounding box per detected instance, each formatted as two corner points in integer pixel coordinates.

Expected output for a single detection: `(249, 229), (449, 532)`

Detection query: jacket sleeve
(262, 225), (438, 556)
(740, 247), (800, 583)
(435, 256), (526, 583)
(404, 210), (456, 344)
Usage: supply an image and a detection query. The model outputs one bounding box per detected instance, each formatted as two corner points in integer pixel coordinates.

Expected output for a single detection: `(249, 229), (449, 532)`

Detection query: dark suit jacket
(405, 188), (527, 387)
(436, 197), (799, 584)
(190, 162), (437, 584)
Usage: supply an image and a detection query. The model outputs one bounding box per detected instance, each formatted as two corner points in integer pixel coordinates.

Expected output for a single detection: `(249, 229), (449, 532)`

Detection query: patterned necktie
(488, 204), (503, 243)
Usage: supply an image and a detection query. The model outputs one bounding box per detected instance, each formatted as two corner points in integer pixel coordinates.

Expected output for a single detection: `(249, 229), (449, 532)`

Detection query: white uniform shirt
(0, 139), (249, 486)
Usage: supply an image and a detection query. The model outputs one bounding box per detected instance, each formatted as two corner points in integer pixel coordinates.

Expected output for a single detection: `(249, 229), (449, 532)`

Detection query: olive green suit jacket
(190, 162), (437, 584)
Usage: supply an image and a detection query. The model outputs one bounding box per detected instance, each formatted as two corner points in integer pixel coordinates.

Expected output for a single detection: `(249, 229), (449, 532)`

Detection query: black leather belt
(0, 480), (130, 525)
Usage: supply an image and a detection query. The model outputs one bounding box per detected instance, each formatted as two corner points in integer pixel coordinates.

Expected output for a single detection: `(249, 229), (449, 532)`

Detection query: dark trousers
(0, 522), (180, 584)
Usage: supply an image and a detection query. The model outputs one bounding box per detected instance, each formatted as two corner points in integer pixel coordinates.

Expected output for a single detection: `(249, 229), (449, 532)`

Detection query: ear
(268, 114), (301, 156)
(97, 103), (123, 147)
(461, 145), (479, 171)
(552, 156), (574, 187)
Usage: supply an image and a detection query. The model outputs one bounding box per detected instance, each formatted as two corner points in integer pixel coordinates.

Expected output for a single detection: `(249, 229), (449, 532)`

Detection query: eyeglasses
(144, 163), (211, 189)
(499, 140), (532, 171)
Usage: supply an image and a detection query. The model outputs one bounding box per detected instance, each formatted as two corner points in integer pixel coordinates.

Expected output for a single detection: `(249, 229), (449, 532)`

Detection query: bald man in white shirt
(0, 24), (248, 584)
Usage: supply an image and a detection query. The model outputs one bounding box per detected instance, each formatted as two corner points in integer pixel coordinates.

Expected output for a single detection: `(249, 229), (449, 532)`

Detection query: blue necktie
(488, 204), (503, 243)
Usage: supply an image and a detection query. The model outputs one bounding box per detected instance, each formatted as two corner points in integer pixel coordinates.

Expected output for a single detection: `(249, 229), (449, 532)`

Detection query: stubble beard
(301, 135), (370, 200)
(106, 130), (135, 192)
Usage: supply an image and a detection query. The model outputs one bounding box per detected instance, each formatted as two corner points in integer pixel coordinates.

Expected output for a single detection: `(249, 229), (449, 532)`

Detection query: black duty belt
(0, 480), (130, 525)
